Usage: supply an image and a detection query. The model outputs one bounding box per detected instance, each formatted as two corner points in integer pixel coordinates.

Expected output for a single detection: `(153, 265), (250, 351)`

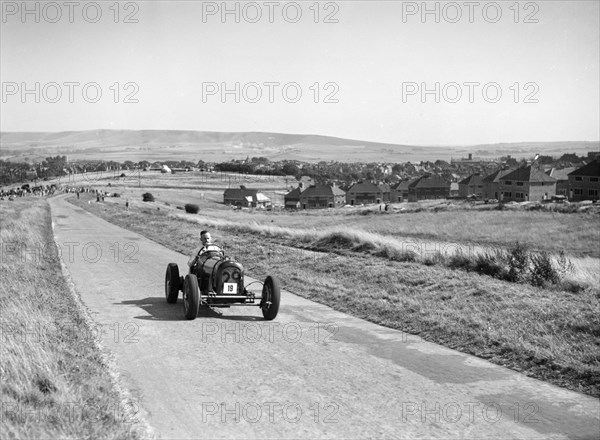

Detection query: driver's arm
(187, 246), (202, 267)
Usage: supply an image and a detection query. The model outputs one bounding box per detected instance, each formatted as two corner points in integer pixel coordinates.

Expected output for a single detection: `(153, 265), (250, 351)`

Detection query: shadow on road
(117, 297), (265, 321)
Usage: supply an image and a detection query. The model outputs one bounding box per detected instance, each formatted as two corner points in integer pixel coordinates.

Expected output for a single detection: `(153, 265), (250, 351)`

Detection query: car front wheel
(165, 263), (180, 304)
(183, 274), (200, 320)
(261, 276), (281, 321)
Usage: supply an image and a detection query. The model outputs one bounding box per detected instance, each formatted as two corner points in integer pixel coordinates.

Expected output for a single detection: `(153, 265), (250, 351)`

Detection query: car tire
(261, 276), (281, 321)
(183, 274), (200, 320)
(165, 263), (180, 304)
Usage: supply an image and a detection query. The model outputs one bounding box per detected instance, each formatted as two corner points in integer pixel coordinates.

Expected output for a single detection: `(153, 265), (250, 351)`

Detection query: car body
(164, 250), (280, 321)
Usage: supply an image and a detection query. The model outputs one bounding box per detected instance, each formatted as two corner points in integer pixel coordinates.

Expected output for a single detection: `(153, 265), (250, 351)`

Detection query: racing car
(164, 249), (281, 321)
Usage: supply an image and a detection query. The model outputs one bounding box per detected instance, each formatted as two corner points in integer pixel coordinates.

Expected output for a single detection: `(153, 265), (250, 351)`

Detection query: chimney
(298, 182), (304, 189)
(468, 153), (472, 160)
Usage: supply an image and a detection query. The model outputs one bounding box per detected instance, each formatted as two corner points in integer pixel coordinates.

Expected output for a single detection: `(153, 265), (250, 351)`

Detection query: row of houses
(458, 161), (599, 202)
(223, 161), (600, 209)
(285, 179), (446, 208)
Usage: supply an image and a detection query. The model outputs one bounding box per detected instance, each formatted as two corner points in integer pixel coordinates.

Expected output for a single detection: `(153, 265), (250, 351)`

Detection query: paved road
(49, 196), (599, 439)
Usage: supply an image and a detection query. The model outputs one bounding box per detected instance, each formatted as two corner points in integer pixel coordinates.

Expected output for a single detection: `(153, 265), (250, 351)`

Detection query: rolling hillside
(1, 130), (597, 163)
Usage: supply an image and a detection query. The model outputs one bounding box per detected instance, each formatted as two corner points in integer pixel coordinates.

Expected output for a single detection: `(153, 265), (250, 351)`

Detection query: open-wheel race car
(164, 249), (281, 321)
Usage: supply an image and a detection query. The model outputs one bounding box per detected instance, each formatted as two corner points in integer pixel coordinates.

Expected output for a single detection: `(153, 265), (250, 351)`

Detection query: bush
(316, 232), (356, 250)
(142, 192), (154, 202)
(448, 253), (474, 270)
(373, 246), (417, 262)
(505, 241), (529, 282)
(529, 251), (559, 286)
(556, 250), (574, 277)
(559, 279), (585, 294)
(474, 252), (506, 278)
(185, 204), (199, 214)
(423, 253), (446, 266)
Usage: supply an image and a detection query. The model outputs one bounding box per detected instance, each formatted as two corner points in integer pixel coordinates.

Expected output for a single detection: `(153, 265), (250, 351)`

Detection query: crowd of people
(0, 184), (109, 201)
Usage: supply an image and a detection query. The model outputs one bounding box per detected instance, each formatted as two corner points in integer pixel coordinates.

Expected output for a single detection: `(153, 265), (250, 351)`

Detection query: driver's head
(200, 230), (212, 246)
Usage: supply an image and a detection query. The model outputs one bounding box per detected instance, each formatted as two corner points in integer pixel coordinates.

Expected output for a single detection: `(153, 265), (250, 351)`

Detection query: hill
(1, 130), (597, 163)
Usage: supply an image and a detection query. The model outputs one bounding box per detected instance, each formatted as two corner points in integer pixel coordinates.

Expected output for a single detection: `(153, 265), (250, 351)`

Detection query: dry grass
(0, 199), (148, 440)
(70, 194), (600, 397)
(26, 169), (599, 258)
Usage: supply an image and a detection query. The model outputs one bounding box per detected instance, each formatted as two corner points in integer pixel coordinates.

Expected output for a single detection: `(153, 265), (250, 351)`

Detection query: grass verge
(0, 198), (149, 440)
(69, 194), (600, 398)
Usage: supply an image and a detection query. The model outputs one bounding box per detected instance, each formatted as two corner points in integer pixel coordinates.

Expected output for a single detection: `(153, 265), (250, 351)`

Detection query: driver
(187, 230), (223, 268)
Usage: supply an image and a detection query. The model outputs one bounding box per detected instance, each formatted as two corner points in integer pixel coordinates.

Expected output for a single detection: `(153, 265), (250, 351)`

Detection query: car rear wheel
(261, 276), (281, 321)
(165, 263), (180, 304)
(183, 274), (200, 320)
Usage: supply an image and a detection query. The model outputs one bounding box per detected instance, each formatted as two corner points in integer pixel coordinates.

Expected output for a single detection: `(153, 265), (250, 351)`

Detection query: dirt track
(49, 195), (599, 439)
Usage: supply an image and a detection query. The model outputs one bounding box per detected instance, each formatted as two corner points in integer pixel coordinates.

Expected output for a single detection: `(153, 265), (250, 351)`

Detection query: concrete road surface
(49, 196), (599, 439)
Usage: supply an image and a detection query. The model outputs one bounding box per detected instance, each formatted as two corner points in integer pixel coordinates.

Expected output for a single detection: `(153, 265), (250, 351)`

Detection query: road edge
(49, 197), (156, 439)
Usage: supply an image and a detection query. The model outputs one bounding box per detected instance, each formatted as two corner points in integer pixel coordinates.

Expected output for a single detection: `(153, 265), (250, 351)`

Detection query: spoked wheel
(183, 274), (200, 320)
(261, 276), (281, 321)
(165, 263), (180, 304)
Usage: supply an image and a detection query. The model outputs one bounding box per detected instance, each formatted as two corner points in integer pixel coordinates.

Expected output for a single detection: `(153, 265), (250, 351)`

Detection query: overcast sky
(1, 0), (598, 145)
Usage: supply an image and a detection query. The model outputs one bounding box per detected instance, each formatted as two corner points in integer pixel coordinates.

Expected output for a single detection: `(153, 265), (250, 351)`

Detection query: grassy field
(69, 193), (600, 398)
(42, 170), (600, 258)
(88, 174), (598, 289)
(0, 198), (149, 439)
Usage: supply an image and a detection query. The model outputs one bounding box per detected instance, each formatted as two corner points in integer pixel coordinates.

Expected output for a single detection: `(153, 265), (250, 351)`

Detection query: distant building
(547, 167), (576, 197)
(497, 166), (556, 202)
(378, 182), (391, 202)
(407, 174), (450, 201)
(481, 168), (514, 200)
(391, 179), (412, 203)
(458, 174), (483, 198)
(223, 186), (271, 208)
(449, 182), (459, 198)
(284, 184), (304, 209)
(346, 182), (384, 205)
(587, 151), (600, 161)
(298, 183), (346, 209)
(568, 161), (600, 201)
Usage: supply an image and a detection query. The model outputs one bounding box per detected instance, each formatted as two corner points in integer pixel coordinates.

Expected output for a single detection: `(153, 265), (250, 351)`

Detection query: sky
(1, 0), (599, 146)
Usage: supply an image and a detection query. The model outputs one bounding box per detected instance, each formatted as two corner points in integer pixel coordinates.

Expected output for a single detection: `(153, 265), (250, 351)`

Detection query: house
(223, 186), (271, 208)
(497, 166), (556, 202)
(284, 183), (306, 209)
(298, 183), (346, 209)
(378, 182), (391, 202)
(391, 181), (407, 203)
(346, 182), (384, 205)
(567, 161), (600, 201)
(458, 174), (483, 198)
(407, 174), (450, 201)
(481, 168), (514, 200)
(547, 167), (576, 197)
(391, 178), (417, 202)
(449, 182), (459, 198)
